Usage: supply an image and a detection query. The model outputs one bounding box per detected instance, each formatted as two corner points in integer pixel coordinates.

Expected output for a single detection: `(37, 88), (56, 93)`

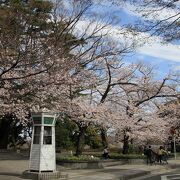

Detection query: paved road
(0, 151), (29, 180)
(132, 169), (180, 180)
(0, 152), (150, 180)
(1, 151), (180, 180)
(161, 173), (180, 180)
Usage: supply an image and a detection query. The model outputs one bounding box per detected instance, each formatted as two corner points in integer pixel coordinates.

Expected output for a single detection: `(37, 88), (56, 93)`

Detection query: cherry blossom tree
(0, 0), (105, 148)
(93, 61), (179, 153)
(0, 0), (137, 150)
(0, 0), (178, 153)
(158, 98), (180, 151)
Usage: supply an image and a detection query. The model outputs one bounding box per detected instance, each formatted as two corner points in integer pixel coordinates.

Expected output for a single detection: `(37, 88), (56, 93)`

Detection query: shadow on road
(0, 172), (22, 178)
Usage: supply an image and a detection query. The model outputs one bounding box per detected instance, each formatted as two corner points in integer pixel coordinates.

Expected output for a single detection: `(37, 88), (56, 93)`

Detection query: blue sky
(87, 1), (180, 79)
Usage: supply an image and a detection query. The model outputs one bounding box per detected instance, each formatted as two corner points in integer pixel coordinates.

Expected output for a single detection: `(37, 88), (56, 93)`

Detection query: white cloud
(118, 2), (180, 62)
(172, 65), (180, 71)
(138, 43), (180, 63)
(123, 2), (180, 22)
(109, 24), (180, 63)
(75, 19), (180, 63)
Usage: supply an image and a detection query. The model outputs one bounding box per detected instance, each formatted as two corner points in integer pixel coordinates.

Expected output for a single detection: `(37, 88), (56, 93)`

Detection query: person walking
(158, 146), (167, 164)
(146, 145), (153, 165)
(102, 146), (109, 159)
(143, 146), (147, 156)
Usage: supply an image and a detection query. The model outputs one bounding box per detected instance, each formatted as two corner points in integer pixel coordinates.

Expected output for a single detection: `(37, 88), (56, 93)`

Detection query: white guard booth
(29, 112), (57, 172)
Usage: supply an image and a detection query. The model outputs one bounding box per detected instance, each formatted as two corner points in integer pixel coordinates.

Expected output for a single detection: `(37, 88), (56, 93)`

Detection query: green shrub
(127, 144), (144, 154)
(56, 155), (100, 162)
(83, 152), (145, 159)
(55, 119), (77, 150)
(109, 153), (145, 159)
(108, 147), (119, 153)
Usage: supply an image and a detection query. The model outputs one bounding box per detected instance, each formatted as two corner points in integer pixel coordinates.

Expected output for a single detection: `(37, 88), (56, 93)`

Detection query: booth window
(33, 126), (41, 144)
(43, 126), (52, 144)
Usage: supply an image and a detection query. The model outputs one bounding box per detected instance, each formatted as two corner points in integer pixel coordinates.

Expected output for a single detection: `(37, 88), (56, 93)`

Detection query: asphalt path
(1, 151), (180, 180)
(132, 169), (180, 180)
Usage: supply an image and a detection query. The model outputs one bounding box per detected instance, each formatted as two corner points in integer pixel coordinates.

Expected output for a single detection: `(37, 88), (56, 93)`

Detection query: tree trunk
(170, 141), (174, 153)
(0, 118), (11, 149)
(101, 127), (108, 147)
(75, 126), (86, 156)
(122, 133), (129, 154)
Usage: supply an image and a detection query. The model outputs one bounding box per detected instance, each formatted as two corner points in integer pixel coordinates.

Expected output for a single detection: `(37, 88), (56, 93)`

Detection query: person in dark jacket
(143, 146), (147, 156)
(146, 145), (153, 165)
